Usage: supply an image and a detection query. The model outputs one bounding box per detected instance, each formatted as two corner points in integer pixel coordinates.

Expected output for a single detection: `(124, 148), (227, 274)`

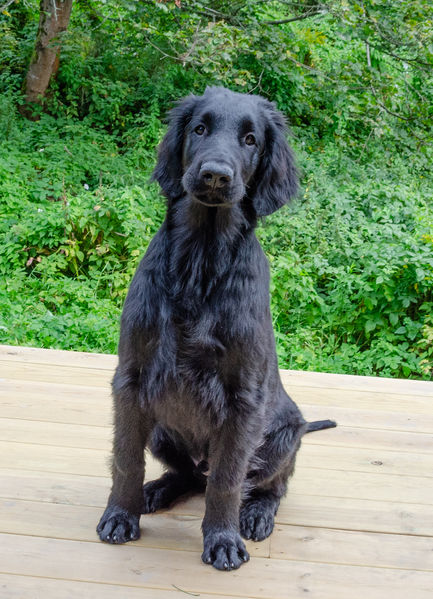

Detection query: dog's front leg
(202, 411), (257, 571)
(97, 367), (151, 544)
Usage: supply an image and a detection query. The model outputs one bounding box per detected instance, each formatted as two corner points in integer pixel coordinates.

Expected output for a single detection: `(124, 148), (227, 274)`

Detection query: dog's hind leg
(142, 426), (206, 513)
(240, 416), (304, 542)
(240, 391), (336, 542)
(240, 466), (293, 542)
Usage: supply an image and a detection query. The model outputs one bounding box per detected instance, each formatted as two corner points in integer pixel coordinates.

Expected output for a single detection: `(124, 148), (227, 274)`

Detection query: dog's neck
(166, 194), (256, 305)
(168, 193), (256, 244)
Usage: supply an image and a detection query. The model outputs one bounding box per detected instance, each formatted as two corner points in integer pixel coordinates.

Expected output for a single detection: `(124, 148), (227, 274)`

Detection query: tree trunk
(22, 0), (73, 116)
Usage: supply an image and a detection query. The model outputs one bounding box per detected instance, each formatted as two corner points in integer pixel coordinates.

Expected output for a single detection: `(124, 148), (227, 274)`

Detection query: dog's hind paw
(239, 497), (277, 542)
(202, 530), (249, 571)
(97, 506), (140, 544)
(142, 472), (191, 513)
(142, 471), (204, 513)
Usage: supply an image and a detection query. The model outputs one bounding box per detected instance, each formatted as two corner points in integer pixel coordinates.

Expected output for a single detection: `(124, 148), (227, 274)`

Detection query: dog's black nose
(200, 162), (233, 188)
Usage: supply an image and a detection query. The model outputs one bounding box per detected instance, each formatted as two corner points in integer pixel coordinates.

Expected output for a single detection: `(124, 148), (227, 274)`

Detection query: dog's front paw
(202, 530), (250, 571)
(97, 505), (140, 544)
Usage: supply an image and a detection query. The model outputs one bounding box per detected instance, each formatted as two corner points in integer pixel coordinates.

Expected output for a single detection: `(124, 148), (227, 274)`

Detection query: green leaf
(365, 320), (376, 333)
(389, 313), (398, 326)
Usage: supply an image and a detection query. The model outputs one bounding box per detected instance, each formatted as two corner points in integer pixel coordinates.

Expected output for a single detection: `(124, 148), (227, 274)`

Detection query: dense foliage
(0, 0), (432, 378)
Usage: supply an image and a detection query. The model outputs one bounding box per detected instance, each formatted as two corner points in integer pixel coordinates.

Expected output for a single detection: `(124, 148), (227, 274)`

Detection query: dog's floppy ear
(151, 94), (199, 199)
(249, 101), (298, 216)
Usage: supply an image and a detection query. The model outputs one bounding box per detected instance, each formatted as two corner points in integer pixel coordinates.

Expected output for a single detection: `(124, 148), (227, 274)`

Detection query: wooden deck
(1, 344), (432, 599)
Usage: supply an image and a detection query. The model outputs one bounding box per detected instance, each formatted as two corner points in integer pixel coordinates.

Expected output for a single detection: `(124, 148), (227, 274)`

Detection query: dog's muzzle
(183, 160), (244, 207)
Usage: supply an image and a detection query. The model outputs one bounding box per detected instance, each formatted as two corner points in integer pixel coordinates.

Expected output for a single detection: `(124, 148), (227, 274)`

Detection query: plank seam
(0, 418), (433, 436)
(1, 530), (432, 572)
(1, 487), (432, 512)
(1, 535), (432, 575)
(0, 571), (271, 599)
(3, 436), (433, 460)
(4, 461), (433, 487)
(0, 416), (112, 429)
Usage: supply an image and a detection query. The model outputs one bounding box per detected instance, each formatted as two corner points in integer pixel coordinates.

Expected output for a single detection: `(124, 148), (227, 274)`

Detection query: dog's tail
(305, 419), (337, 434)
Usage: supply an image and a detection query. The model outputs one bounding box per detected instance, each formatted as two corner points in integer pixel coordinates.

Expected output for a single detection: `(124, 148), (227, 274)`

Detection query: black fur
(97, 87), (336, 571)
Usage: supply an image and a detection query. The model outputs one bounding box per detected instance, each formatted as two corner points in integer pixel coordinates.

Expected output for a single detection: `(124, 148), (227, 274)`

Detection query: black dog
(97, 87), (336, 571)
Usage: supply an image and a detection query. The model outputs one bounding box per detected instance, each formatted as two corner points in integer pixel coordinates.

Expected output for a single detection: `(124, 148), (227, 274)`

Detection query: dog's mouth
(192, 194), (232, 208)
(189, 183), (246, 208)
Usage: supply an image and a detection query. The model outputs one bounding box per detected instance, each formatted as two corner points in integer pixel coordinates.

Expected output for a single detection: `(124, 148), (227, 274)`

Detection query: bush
(0, 1), (432, 378)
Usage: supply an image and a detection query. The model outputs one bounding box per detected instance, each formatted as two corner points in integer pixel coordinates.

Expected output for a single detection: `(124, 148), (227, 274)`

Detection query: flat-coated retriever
(97, 87), (336, 571)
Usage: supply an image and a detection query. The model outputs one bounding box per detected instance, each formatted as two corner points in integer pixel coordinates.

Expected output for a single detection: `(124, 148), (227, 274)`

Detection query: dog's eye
(245, 133), (256, 146)
(194, 125), (206, 135)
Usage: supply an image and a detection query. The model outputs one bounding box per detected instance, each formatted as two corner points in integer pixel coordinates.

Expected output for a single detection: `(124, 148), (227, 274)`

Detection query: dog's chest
(137, 227), (267, 424)
(146, 315), (234, 431)
(152, 384), (213, 452)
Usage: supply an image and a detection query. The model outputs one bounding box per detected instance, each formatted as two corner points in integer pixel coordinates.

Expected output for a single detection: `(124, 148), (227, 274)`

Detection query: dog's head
(152, 87), (298, 216)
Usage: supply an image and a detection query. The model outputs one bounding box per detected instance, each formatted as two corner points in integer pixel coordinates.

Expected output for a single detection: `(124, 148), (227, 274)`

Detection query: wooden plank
(0, 574), (241, 599)
(3, 374), (433, 418)
(179, 492), (433, 538)
(0, 441), (162, 479)
(3, 389), (433, 434)
(0, 344), (117, 370)
(0, 441), (433, 488)
(0, 440), (109, 476)
(3, 377), (433, 433)
(0, 361), (111, 388)
(0, 418), (111, 450)
(290, 385), (433, 415)
(1, 533), (433, 599)
(275, 494), (433, 537)
(2, 344), (433, 599)
(2, 417), (432, 456)
(300, 404), (433, 434)
(280, 368), (433, 397)
(297, 443), (433, 478)
(0, 468), (111, 508)
(3, 497), (432, 571)
(303, 426), (433, 454)
(270, 523), (433, 571)
(1, 468), (432, 536)
(2, 361), (433, 417)
(0, 384), (112, 427)
(0, 499), (202, 550)
(0, 377), (112, 402)
(2, 344), (432, 396)
(289, 466), (433, 505)
(2, 434), (432, 481)
(0, 498), (269, 558)
(2, 496), (431, 572)
(0, 441), (433, 505)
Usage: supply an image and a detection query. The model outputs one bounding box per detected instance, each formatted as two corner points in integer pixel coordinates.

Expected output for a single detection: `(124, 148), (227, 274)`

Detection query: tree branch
(366, 41), (371, 68)
(370, 86), (415, 122)
(359, 14), (433, 69)
(183, 2), (241, 25)
(285, 53), (337, 83)
(178, 20), (203, 65)
(247, 68), (264, 94)
(368, 41), (432, 70)
(144, 36), (180, 61)
(249, 0), (326, 8)
(0, 0), (16, 13)
(263, 8), (325, 25)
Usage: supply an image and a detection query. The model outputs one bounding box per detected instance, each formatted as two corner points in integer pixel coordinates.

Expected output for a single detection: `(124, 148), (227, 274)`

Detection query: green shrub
(0, 1), (432, 378)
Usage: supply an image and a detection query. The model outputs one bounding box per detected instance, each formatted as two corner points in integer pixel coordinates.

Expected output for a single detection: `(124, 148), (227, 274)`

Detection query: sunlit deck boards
(0, 344), (432, 599)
